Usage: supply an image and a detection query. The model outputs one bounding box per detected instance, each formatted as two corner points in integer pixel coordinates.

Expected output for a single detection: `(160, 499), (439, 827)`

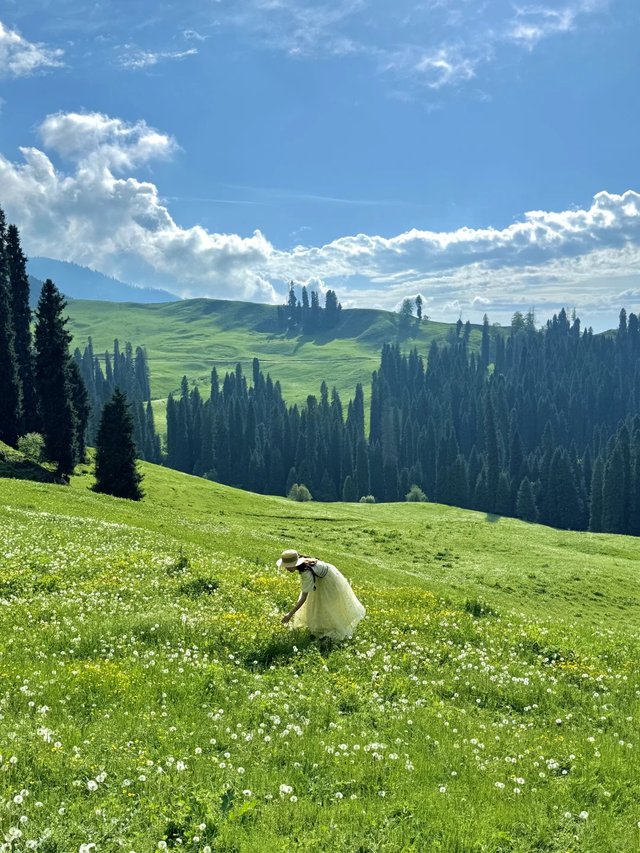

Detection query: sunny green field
(66, 298), (485, 412)
(1, 459), (639, 852)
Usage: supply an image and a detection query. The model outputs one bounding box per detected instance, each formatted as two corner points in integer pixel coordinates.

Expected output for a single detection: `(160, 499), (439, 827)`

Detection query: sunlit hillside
(66, 298), (487, 409)
(1, 460), (638, 851)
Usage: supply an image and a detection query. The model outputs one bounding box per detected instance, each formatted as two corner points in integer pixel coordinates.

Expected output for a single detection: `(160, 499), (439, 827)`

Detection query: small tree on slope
(94, 389), (144, 500)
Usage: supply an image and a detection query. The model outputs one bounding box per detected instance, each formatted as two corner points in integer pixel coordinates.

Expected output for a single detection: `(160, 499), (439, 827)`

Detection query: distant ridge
(27, 275), (43, 309)
(26, 257), (178, 304)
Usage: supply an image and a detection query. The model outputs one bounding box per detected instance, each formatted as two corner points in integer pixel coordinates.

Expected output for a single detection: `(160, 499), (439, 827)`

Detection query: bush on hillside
(288, 483), (312, 502)
(359, 494), (376, 504)
(17, 432), (45, 461)
(405, 484), (428, 502)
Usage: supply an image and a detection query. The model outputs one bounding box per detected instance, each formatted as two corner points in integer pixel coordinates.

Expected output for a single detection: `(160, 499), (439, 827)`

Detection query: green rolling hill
(0, 458), (638, 850)
(66, 298), (487, 415)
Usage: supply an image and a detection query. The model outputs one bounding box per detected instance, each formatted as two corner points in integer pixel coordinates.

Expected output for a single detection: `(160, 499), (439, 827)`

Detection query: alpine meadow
(2, 1), (640, 850)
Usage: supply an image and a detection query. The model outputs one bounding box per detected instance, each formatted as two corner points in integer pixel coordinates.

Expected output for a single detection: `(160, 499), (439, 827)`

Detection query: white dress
(291, 561), (365, 641)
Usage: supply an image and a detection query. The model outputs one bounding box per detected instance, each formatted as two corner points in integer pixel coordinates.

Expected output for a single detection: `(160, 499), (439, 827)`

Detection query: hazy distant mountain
(26, 258), (178, 304)
(27, 275), (44, 309)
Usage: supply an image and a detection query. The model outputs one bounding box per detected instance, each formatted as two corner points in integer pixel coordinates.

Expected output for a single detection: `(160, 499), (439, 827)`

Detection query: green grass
(66, 298), (484, 413)
(0, 439), (56, 483)
(1, 462), (639, 851)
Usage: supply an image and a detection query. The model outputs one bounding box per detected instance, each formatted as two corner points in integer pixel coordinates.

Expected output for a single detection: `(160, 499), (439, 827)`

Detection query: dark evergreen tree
(495, 471), (511, 516)
(415, 294), (423, 321)
(34, 279), (77, 476)
(324, 289), (341, 327)
(588, 456), (604, 532)
(6, 223), (36, 433)
(601, 444), (625, 533)
(68, 358), (90, 462)
(516, 477), (538, 522)
(94, 389), (143, 500)
(484, 396), (499, 512)
(355, 437), (370, 498)
(630, 425), (640, 537)
(0, 209), (21, 445)
(481, 314), (490, 370)
(342, 474), (358, 502)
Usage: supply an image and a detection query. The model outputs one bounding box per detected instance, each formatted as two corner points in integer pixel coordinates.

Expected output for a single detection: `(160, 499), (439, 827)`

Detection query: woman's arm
(282, 591), (308, 624)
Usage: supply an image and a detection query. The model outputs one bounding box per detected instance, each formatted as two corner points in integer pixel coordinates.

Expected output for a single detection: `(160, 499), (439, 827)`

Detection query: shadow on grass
(0, 457), (58, 484)
(485, 513), (502, 523)
(241, 630), (341, 670)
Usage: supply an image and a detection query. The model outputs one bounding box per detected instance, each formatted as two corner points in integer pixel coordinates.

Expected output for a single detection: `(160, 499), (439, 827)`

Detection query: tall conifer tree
(94, 389), (143, 500)
(0, 209), (22, 445)
(34, 279), (77, 476)
(601, 445), (626, 533)
(6, 223), (36, 433)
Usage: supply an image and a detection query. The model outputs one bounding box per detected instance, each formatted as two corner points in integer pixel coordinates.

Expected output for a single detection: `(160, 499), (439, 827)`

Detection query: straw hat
(276, 549), (305, 568)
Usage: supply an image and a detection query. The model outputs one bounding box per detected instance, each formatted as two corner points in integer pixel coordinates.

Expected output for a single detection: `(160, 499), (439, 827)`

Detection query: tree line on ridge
(165, 309), (640, 535)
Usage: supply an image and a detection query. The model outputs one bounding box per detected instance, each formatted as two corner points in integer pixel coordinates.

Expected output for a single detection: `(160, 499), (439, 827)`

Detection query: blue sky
(0, 0), (639, 328)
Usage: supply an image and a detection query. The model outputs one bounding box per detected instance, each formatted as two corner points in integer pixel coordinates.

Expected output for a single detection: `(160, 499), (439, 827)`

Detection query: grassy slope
(66, 298), (484, 408)
(1, 464), (639, 851)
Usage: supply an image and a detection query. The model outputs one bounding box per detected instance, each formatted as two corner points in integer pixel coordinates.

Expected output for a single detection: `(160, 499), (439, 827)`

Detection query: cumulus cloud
(0, 20), (64, 77)
(39, 112), (177, 169)
(0, 112), (276, 303)
(1, 111), (639, 327)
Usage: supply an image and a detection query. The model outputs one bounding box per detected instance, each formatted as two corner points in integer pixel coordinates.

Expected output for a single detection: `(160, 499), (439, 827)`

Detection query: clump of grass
(464, 597), (498, 618)
(178, 576), (220, 597)
(166, 547), (190, 575)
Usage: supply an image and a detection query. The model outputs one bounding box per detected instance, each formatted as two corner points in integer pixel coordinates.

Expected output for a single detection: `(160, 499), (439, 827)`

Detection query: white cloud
(507, 3), (590, 48)
(1, 111), (639, 328)
(39, 112), (177, 169)
(118, 47), (198, 70)
(182, 29), (207, 42)
(227, 0), (366, 58)
(0, 112), (275, 303)
(211, 0), (609, 93)
(385, 45), (479, 90)
(0, 19), (64, 77)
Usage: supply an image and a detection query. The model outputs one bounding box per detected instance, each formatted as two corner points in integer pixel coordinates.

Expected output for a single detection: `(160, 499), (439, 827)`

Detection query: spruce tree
(516, 476), (538, 522)
(630, 427), (640, 537)
(484, 397), (499, 512)
(94, 389), (143, 500)
(495, 471), (511, 516)
(0, 209), (22, 445)
(601, 444), (626, 534)
(6, 223), (36, 433)
(342, 475), (358, 502)
(481, 314), (490, 370)
(68, 358), (90, 463)
(34, 279), (77, 476)
(355, 437), (370, 497)
(588, 456), (604, 532)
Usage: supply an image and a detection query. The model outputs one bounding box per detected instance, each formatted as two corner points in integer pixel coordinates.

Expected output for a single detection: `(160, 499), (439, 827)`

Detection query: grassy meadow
(1, 459), (639, 851)
(66, 299), (486, 424)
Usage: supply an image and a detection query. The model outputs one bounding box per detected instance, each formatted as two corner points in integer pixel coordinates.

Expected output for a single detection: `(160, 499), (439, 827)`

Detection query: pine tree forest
(74, 338), (161, 463)
(165, 309), (640, 536)
(0, 209), (159, 474)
